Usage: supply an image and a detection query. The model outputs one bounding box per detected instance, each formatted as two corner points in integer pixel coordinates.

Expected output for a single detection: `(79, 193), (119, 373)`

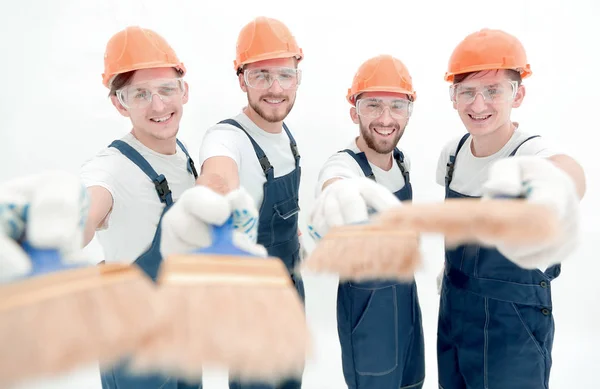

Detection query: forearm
(200, 156), (240, 191)
(83, 186), (113, 247)
(548, 154), (586, 199)
(321, 177), (343, 191)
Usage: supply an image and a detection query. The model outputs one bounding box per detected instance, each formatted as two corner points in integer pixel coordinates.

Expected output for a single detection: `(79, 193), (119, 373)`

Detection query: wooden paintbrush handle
(158, 255), (293, 287)
(0, 264), (146, 311)
(324, 223), (419, 238)
(372, 198), (559, 244)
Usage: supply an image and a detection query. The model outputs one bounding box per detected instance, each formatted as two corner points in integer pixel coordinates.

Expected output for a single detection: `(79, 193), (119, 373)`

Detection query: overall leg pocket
(349, 281), (402, 375)
(485, 299), (553, 389)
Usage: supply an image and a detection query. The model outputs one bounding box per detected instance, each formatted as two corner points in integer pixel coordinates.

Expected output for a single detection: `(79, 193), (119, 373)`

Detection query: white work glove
(307, 177), (401, 241)
(0, 171), (90, 282)
(160, 186), (267, 258)
(481, 156), (580, 269)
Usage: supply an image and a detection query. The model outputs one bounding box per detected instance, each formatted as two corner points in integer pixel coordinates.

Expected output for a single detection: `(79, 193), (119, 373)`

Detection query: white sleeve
(197, 124), (245, 169)
(79, 156), (118, 229)
(514, 136), (563, 159)
(315, 152), (363, 198)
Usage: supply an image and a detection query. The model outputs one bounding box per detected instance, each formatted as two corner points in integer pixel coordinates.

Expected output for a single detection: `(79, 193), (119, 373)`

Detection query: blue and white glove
(482, 156), (580, 269)
(0, 171), (90, 282)
(307, 177), (401, 242)
(160, 185), (266, 259)
(227, 188), (259, 244)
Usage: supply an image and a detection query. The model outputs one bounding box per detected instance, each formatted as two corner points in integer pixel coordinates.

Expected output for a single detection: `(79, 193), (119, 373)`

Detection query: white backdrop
(1, 0), (598, 388)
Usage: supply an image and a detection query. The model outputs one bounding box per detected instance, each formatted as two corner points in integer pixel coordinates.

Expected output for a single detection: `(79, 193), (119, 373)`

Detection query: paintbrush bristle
(129, 254), (310, 384)
(302, 224), (421, 282)
(0, 264), (168, 387)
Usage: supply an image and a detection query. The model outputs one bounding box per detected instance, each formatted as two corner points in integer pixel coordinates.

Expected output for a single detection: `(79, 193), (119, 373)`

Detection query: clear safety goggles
(449, 80), (518, 105)
(356, 97), (413, 119)
(243, 67), (302, 90)
(116, 78), (186, 109)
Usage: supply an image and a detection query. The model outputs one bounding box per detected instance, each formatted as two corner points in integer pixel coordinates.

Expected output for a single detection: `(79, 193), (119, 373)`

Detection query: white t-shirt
(79, 132), (196, 264)
(436, 126), (563, 272)
(436, 126), (561, 196)
(315, 138), (411, 197)
(197, 111), (297, 210)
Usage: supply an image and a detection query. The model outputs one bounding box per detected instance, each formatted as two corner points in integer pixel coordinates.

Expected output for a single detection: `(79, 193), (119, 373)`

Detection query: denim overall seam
(473, 245), (480, 277)
(351, 291), (376, 335)
(484, 297), (490, 389)
(399, 378), (425, 389)
(157, 378), (172, 389)
(536, 269), (552, 281)
(511, 302), (546, 357)
(353, 287), (400, 376)
(393, 285), (400, 372)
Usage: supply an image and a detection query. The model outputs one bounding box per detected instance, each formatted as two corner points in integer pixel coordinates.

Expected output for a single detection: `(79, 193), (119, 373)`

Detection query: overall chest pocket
(273, 197), (300, 220)
(263, 197), (300, 247)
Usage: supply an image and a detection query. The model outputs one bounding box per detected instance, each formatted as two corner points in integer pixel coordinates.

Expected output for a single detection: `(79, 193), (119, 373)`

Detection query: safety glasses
(243, 67), (302, 90)
(450, 80), (518, 105)
(356, 97), (413, 119)
(116, 78), (186, 109)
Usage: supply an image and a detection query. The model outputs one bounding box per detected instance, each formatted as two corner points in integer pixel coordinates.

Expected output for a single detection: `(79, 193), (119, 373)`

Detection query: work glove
(307, 177), (401, 241)
(481, 156), (580, 269)
(160, 186), (267, 259)
(228, 188), (259, 244)
(0, 171), (90, 282)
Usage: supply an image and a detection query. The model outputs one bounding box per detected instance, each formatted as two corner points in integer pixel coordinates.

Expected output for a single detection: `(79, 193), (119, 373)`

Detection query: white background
(1, 0), (598, 388)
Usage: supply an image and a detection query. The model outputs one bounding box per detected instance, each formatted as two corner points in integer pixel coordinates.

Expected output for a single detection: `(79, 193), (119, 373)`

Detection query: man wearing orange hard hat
(436, 28), (586, 389)
(308, 54), (425, 389)
(78, 26), (263, 389)
(197, 16), (306, 389)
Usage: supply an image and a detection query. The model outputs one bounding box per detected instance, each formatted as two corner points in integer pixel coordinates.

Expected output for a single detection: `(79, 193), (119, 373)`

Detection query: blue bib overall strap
(176, 139), (199, 180)
(340, 148), (413, 201)
(219, 119), (300, 179)
(101, 139), (199, 389)
(218, 118), (303, 389)
(108, 139), (194, 282)
(444, 133), (470, 193)
(438, 133), (561, 389)
(218, 119), (301, 272)
(336, 148), (425, 389)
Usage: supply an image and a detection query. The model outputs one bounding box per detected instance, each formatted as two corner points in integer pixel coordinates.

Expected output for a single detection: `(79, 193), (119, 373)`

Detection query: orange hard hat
(234, 16), (303, 74)
(445, 28), (532, 83)
(347, 54), (417, 105)
(102, 26), (186, 88)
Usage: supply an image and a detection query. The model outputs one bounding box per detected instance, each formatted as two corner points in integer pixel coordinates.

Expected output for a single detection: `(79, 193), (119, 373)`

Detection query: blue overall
(99, 139), (202, 389)
(437, 134), (562, 389)
(219, 119), (304, 389)
(336, 148), (425, 389)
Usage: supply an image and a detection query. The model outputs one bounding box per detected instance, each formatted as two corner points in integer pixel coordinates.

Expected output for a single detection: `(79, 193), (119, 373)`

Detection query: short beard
(249, 93), (295, 123)
(359, 119), (405, 154)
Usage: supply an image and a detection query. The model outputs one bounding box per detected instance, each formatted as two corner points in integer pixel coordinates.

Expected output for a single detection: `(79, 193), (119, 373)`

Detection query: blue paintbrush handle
(192, 216), (255, 257)
(20, 241), (80, 277)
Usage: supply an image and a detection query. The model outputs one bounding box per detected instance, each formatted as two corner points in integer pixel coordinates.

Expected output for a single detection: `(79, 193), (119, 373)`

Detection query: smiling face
(110, 67), (189, 142)
(451, 69), (525, 137)
(350, 91), (412, 154)
(238, 57), (300, 123)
